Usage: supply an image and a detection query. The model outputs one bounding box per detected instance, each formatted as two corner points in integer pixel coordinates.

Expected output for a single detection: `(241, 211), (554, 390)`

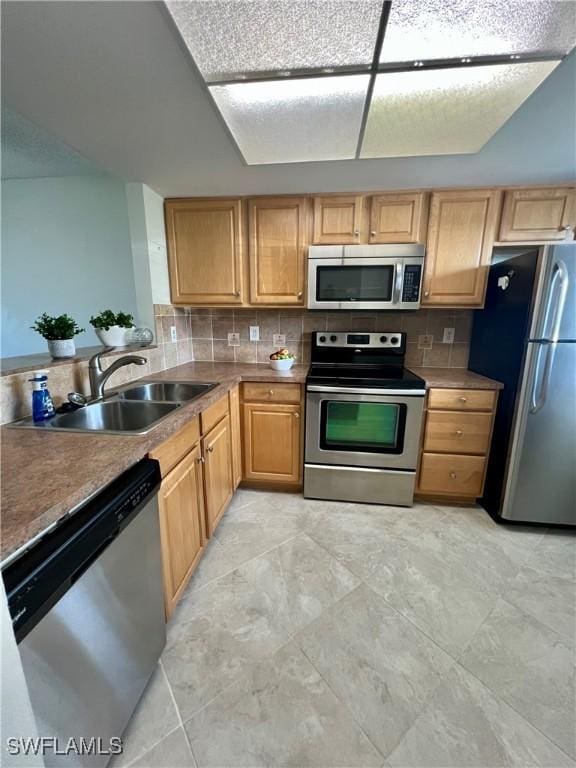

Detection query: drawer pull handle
(459, 396), (468, 402)
(454, 430), (463, 436)
(449, 471), (457, 479)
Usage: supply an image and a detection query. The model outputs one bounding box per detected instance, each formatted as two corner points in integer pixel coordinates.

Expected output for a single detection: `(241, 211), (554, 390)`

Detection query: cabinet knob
(207, 445), (214, 453)
(454, 429), (463, 436)
(424, 290), (430, 297)
(459, 396), (468, 403)
(269, 389), (274, 395)
(370, 230), (376, 236)
(234, 291), (241, 297)
(197, 456), (205, 464)
(294, 412), (300, 418)
(449, 471), (457, 479)
(354, 229), (360, 236)
(297, 291), (303, 299)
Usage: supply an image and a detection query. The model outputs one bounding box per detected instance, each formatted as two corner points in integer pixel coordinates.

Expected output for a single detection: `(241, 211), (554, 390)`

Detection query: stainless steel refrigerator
(469, 244), (575, 526)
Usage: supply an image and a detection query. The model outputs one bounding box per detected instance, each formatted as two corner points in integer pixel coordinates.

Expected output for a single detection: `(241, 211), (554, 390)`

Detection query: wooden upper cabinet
(249, 197), (308, 305)
(499, 187), (576, 242)
(423, 189), (502, 308)
(157, 444), (205, 618)
(165, 198), (244, 305)
(369, 193), (428, 244)
(313, 195), (364, 244)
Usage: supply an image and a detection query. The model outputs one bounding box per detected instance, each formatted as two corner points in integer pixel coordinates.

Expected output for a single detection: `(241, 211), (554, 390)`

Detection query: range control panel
(315, 332), (404, 349)
(402, 264), (422, 302)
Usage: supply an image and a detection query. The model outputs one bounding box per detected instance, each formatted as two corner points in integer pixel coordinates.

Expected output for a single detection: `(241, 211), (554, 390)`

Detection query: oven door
(307, 257), (422, 310)
(305, 387), (425, 470)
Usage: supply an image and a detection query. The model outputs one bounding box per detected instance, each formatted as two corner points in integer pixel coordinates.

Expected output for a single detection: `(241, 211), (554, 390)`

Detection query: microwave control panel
(402, 264), (422, 302)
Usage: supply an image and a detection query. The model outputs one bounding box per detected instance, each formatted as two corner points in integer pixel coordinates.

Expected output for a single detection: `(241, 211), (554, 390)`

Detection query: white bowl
(270, 358), (294, 371)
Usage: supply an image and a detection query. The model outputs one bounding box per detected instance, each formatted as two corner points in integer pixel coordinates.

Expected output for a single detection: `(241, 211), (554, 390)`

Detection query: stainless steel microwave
(307, 244), (425, 311)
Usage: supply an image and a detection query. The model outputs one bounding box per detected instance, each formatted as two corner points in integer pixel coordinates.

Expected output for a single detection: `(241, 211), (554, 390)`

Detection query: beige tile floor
(113, 490), (576, 768)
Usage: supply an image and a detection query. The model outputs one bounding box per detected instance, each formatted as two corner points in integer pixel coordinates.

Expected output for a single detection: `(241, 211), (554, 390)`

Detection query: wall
(1, 175), (138, 357)
(126, 182), (170, 334)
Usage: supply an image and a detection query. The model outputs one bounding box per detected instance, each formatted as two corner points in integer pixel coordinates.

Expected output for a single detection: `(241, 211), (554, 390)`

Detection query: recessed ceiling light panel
(167, 0), (382, 81)
(210, 75), (370, 164)
(361, 61), (560, 158)
(380, 0), (576, 64)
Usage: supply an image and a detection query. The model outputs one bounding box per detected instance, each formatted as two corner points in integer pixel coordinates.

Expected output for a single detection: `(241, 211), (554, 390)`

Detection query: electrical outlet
(170, 325), (177, 342)
(443, 327), (455, 344)
(417, 334), (433, 350)
(249, 325), (260, 341)
(228, 332), (240, 347)
(273, 334), (286, 347)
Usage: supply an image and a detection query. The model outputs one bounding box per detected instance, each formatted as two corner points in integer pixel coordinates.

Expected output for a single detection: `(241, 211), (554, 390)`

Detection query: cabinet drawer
(242, 382), (301, 403)
(427, 388), (496, 412)
(423, 411), (493, 455)
(149, 416), (200, 477)
(200, 394), (229, 435)
(419, 453), (485, 497)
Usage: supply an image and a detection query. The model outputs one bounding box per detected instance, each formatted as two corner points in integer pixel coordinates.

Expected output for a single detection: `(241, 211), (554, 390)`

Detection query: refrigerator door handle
(536, 260), (569, 342)
(530, 341), (556, 414)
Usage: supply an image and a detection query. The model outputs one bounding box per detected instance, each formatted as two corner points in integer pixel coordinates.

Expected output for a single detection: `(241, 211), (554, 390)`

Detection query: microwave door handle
(393, 263), (403, 304)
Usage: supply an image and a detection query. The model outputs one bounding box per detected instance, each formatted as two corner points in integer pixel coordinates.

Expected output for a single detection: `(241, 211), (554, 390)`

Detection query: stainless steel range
(304, 331), (426, 506)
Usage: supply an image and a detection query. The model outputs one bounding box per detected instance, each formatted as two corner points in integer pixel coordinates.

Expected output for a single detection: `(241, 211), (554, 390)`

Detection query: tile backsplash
(154, 304), (472, 370)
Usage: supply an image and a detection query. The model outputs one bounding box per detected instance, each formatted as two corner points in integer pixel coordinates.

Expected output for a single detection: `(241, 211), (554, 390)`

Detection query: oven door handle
(306, 385), (426, 396)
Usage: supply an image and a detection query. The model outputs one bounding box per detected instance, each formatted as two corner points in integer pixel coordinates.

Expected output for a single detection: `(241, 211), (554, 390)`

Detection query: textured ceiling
(1, 107), (103, 180)
(1, 2), (574, 196)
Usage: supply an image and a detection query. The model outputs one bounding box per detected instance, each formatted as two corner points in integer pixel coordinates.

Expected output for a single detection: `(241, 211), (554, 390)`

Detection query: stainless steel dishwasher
(2, 458), (165, 767)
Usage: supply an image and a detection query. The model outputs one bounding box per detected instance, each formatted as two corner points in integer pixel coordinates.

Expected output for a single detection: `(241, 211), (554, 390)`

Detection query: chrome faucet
(88, 351), (147, 400)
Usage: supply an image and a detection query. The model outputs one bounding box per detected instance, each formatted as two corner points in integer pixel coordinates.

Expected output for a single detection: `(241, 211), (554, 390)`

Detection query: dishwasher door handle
(70, 532), (118, 586)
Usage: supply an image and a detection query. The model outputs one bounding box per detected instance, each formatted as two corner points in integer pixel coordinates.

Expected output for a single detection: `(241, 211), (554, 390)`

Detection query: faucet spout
(88, 352), (147, 400)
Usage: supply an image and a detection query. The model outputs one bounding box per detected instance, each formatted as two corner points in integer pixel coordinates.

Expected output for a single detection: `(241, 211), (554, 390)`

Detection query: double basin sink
(10, 381), (217, 435)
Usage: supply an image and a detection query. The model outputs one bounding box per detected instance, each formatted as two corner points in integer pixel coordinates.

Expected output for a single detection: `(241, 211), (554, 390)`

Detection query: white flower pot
(270, 358), (294, 371)
(47, 339), (76, 359)
(95, 325), (129, 347)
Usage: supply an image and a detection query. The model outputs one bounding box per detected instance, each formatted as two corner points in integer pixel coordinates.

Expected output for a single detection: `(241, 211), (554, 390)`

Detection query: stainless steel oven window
(305, 390), (425, 471)
(320, 400), (406, 454)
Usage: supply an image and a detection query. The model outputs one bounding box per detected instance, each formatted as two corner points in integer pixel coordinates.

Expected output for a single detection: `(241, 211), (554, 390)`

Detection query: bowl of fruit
(269, 348), (295, 371)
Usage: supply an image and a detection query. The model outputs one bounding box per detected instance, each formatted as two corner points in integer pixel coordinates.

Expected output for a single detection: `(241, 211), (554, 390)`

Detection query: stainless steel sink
(9, 399), (181, 435)
(115, 381), (216, 403)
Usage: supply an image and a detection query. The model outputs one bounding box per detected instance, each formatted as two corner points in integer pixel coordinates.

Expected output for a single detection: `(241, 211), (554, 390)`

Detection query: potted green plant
(31, 313), (85, 359)
(90, 310), (135, 347)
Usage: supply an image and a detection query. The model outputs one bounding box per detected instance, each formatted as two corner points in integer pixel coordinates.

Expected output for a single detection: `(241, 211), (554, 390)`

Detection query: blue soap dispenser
(30, 370), (55, 422)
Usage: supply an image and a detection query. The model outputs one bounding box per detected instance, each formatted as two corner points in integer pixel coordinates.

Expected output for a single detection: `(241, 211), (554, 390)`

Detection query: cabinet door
(242, 402), (301, 484)
(158, 445), (205, 618)
(499, 188), (576, 242)
(312, 195), (364, 244)
(165, 198), (244, 304)
(203, 414), (234, 535)
(229, 385), (242, 489)
(249, 197), (308, 305)
(423, 189), (501, 307)
(369, 193), (428, 243)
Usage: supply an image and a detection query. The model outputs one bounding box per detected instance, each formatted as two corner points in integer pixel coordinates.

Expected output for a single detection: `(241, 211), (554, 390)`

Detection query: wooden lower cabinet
(203, 414), (234, 535)
(419, 453), (486, 498)
(242, 400), (302, 486)
(157, 444), (206, 618)
(229, 385), (242, 489)
(417, 387), (498, 503)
